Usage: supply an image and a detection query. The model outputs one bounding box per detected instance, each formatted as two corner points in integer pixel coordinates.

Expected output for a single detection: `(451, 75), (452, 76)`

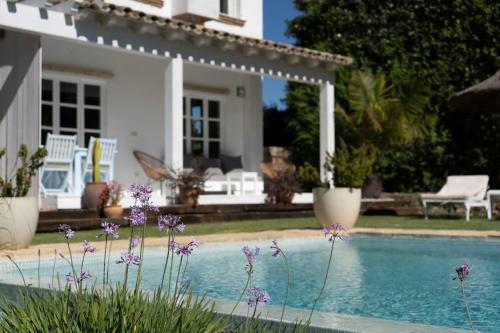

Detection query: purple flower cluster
(247, 286), (270, 308)
(116, 251), (141, 266)
(65, 270), (92, 283)
(454, 261), (471, 282)
(58, 224), (75, 239)
(83, 240), (96, 254)
(158, 214), (184, 232)
(174, 237), (198, 257)
(270, 240), (282, 257)
(98, 221), (120, 239)
(242, 245), (260, 263)
(322, 223), (349, 241)
(126, 207), (146, 226)
(128, 183), (159, 213)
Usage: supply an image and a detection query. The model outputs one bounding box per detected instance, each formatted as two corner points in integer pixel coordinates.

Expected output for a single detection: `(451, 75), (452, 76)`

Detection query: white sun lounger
(420, 175), (491, 221)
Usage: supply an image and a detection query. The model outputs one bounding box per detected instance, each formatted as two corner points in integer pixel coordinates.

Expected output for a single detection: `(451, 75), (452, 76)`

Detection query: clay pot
(83, 182), (107, 210)
(103, 205), (124, 219)
(0, 197), (39, 249)
(313, 187), (361, 229)
(179, 186), (200, 207)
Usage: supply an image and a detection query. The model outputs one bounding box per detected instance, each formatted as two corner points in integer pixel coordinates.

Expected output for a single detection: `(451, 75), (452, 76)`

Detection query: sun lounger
(420, 175), (491, 221)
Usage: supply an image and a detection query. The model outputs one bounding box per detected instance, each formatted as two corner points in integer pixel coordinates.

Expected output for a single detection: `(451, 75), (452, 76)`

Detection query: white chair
(82, 137), (117, 185)
(420, 175), (491, 221)
(40, 134), (77, 194)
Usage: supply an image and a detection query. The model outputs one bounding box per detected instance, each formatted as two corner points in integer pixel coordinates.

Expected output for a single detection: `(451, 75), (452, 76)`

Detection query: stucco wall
(0, 30), (41, 195)
(41, 37), (263, 188)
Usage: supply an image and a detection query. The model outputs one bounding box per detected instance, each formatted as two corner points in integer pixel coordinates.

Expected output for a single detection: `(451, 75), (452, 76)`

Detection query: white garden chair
(81, 137), (117, 185)
(420, 175), (491, 221)
(40, 134), (77, 194)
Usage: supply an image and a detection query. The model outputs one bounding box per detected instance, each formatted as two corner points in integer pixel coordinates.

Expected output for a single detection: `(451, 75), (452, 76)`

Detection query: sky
(263, 0), (300, 109)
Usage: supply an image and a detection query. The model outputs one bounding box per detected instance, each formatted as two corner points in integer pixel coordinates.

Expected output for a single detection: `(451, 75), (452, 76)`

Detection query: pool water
(2, 235), (499, 332)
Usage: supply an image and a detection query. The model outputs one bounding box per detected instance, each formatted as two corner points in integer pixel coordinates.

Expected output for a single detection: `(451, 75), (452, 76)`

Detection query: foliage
(339, 70), (433, 149)
(375, 132), (451, 192)
(287, 0), (500, 190)
(0, 288), (226, 333)
(0, 145), (47, 197)
(263, 104), (294, 147)
(298, 162), (321, 192)
(167, 169), (207, 191)
(92, 139), (101, 183)
(97, 181), (124, 210)
(266, 170), (302, 204)
(325, 141), (376, 188)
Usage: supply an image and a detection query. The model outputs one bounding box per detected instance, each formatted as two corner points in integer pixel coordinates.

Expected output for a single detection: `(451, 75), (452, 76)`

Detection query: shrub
(298, 162), (321, 192)
(324, 141), (376, 188)
(266, 170), (302, 204)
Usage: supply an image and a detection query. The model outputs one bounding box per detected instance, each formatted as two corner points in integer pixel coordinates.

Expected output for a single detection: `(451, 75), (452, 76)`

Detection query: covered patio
(0, 0), (351, 209)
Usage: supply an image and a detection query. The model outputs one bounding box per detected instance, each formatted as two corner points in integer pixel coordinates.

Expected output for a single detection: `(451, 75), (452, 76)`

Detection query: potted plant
(0, 145), (47, 249)
(167, 169), (207, 208)
(266, 170), (302, 205)
(100, 181), (124, 219)
(314, 140), (376, 229)
(83, 139), (107, 210)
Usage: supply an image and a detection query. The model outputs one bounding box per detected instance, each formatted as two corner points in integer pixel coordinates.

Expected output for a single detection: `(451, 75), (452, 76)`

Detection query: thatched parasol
(449, 69), (500, 112)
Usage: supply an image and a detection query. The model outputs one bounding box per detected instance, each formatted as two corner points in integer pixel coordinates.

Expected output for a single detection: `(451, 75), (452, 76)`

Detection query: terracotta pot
(0, 197), (39, 249)
(313, 187), (361, 229)
(83, 182), (107, 210)
(103, 205), (124, 219)
(179, 186), (200, 207)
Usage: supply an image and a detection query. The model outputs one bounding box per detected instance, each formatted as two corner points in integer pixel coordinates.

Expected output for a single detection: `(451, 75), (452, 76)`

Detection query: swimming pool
(1, 234), (498, 332)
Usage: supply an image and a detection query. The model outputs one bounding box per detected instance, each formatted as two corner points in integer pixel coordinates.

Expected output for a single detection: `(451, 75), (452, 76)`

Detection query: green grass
(32, 215), (500, 246)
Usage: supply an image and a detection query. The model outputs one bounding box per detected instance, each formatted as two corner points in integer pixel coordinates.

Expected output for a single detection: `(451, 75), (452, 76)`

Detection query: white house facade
(0, 0), (351, 209)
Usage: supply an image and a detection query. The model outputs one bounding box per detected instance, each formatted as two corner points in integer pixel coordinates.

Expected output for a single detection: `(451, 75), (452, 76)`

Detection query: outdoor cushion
(205, 167), (224, 177)
(204, 158), (221, 170)
(420, 175), (489, 201)
(220, 154), (243, 173)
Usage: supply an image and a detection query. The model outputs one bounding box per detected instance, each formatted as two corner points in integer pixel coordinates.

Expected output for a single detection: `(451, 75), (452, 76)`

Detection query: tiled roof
(75, 0), (353, 67)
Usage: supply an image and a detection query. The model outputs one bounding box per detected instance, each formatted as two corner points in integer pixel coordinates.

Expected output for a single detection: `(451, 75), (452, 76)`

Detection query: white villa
(0, 0), (351, 209)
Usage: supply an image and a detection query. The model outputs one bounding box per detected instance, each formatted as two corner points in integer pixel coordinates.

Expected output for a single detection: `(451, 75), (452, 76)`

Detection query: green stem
(66, 239), (78, 291)
(230, 266), (252, 316)
(159, 230), (172, 292)
(279, 251), (291, 332)
(308, 237), (336, 323)
(78, 251), (87, 294)
(103, 235), (108, 290)
(123, 227), (134, 292)
(174, 256), (184, 297)
(106, 239), (113, 287)
(167, 249), (175, 298)
(37, 249), (41, 288)
(6, 256), (27, 287)
(51, 250), (57, 288)
(461, 281), (475, 333)
(135, 217), (148, 291)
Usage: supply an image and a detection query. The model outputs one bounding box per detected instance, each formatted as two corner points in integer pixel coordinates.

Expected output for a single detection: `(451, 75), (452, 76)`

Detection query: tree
(286, 0), (500, 189)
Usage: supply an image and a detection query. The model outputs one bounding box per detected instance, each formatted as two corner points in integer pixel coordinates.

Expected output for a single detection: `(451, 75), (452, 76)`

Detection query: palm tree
(337, 70), (434, 149)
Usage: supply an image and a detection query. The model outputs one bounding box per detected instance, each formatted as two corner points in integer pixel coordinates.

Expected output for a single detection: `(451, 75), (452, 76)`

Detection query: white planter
(0, 197), (39, 249)
(313, 187), (361, 229)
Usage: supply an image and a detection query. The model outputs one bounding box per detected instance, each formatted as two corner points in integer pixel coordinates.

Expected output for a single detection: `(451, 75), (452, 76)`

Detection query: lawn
(32, 215), (500, 245)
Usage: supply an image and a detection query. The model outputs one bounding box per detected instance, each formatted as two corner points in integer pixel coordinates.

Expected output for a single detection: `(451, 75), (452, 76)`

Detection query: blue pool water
(2, 235), (499, 332)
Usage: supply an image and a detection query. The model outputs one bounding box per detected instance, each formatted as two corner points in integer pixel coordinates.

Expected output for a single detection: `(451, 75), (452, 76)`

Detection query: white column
(319, 81), (335, 185)
(164, 56), (184, 170)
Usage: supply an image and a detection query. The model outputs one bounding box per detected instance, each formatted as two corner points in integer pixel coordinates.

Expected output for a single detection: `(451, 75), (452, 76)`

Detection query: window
(41, 76), (103, 147)
(220, 0), (240, 17)
(183, 96), (222, 158)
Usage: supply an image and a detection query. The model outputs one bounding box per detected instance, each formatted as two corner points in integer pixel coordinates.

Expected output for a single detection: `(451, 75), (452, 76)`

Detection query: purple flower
(169, 237), (178, 250)
(116, 251), (141, 266)
(174, 237), (198, 257)
(58, 224), (75, 239)
(83, 240), (96, 254)
(323, 223), (350, 241)
(242, 245), (260, 263)
(65, 272), (74, 283)
(129, 183), (153, 204)
(77, 270), (92, 283)
(126, 207), (146, 226)
(158, 214), (182, 231)
(248, 286), (270, 307)
(454, 261), (471, 282)
(270, 239), (282, 257)
(98, 221), (120, 239)
(130, 236), (141, 249)
(175, 223), (185, 233)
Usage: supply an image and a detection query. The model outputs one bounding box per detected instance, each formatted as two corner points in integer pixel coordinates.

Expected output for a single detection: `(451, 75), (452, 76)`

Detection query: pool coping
(3, 227), (500, 259)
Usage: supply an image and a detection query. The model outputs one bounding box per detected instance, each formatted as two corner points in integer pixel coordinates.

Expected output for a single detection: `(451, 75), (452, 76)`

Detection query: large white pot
(0, 197), (39, 249)
(313, 187), (361, 229)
